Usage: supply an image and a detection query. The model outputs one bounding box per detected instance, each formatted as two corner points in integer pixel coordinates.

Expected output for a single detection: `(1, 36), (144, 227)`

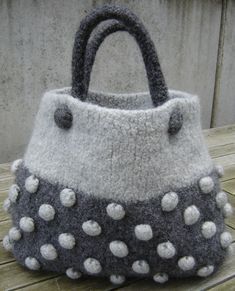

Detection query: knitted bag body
(3, 5), (233, 284)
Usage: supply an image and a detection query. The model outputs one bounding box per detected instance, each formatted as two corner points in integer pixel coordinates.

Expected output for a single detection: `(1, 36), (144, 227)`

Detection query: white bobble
(161, 192), (179, 212)
(197, 265), (214, 277)
(184, 205), (200, 225)
(66, 268), (82, 279)
(215, 165), (224, 178)
(25, 257), (40, 270)
(9, 227), (21, 241)
(40, 244), (57, 260)
(58, 233), (75, 249)
(19, 217), (35, 232)
(25, 175), (39, 193)
(227, 245), (234, 256)
(201, 221), (217, 239)
(109, 241), (129, 258)
(60, 189), (76, 207)
(8, 184), (20, 203)
(157, 241), (176, 259)
(178, 256), (195, 271)
(2, 235), (13, 251)
(3, 198), (11, 212)
(83, 258), (102, 274)
(216, 191), (228, 208)
(223, 203), (233, 218)
(132, 260), (150, 274)
(134, 224), (153, 241)
(199, 176), (214, 194)
(11, 159), (23, 174)
(220, 231), (232, 248)
(106, 203), (125, 220)
(82, 220), (102, 236)
(38, 204), (55, 221)
(110, 274), (126, 285)
(153, 273), (169, 283)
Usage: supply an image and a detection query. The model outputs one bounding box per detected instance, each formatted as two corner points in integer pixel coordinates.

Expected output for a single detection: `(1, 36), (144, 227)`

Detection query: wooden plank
(0, 262), (58, 291)
(0, 220), (12, 240)
(209, 143), (235, 159)
(0, 163), (11, 176)
(0, 190), (10, 222)
(0, 176), (14, 191)
(226, 225), (235, 241)
(206, 132), (235, 149)
(0, 244), (15, 265)
(15, 276), (115, 291)
(225, 193), (235, 229)
(208, 277), (235, 291)
(214, 155), (235, 182)
(117, 244), (235, 291)
(223, 179), (235, 195)
(203, 125), (235, 139)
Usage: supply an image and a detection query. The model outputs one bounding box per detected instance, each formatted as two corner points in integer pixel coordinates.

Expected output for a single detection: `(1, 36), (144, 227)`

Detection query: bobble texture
(199, 177), (214, 194)
(216, 191), (228, 208)
(19, 217), (35, 232)
(109, 241), (129, 258)
(3, 198), (11, 212)
(11, 159), (23, 174)
(132, 260), (150, 274)
(84, 258), (102, 274)
(178, 256), (195, 271)
(58, 233), (75, 249)
(54, 105), (73, 129)
(197, 265), (214, 277)
(8, 184), (20, 203)
(110, 274), (126, 284)
(184, 205), (200, 225)
(161, 192), (179, 212)
(38, 204), (55, 221)
(66, 268), (82, 279)
(153, 273), (169, 283)
(25, 175), (39, 193)
(60, 189), (76, 207)
(220, 232), (232, 248)
(3, 235), (13, 251)
(25, 257), (40, 270)
(157, 241), (176, 259)
(215, 165), (224, 178)
(82, 220), (102, 236)
(9, 227), (21, 241)
(201, 221), (217, 239)
(223, 203), (233, 218)
(134, 224), (153, 241)
(40, 244), (57, 260)
(106, 203), (125, 220)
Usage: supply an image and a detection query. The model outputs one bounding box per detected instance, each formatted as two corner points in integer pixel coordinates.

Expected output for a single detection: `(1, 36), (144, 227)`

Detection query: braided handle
(71, 5), (169, 106)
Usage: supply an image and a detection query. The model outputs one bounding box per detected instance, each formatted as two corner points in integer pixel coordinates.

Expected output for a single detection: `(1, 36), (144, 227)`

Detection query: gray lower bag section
(10, 165), (226, 279)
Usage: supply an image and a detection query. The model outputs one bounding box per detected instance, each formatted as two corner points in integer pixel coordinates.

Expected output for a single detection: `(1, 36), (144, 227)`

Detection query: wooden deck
(0, 125), (235, 291)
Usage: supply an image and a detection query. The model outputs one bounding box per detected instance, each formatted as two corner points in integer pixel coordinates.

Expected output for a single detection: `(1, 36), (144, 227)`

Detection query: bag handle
(84, 20), (126, 95)
(71, 5), (169, 107)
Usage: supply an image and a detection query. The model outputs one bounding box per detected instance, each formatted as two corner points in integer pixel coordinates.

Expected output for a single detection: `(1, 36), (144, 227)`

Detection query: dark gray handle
(84, 20), (126, 96)
(71, 5), (169, 107)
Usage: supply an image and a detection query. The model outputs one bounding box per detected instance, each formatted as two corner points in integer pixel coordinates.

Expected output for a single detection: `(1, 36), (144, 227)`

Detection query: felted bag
(3, 5), (234, 285)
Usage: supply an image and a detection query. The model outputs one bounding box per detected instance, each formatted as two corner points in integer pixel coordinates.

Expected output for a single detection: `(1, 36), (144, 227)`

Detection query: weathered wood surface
(0, 124), (235, 290)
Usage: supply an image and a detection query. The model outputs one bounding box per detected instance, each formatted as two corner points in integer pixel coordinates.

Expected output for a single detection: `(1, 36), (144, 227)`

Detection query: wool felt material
(71, 5), (169, 105)
(7, 165), (227, 279)
(4, 4), (232, 284)
(24, 88), (213, 202)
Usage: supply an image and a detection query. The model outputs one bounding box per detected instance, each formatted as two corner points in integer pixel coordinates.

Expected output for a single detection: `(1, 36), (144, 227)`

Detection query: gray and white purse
(3, 5), (233, 285)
